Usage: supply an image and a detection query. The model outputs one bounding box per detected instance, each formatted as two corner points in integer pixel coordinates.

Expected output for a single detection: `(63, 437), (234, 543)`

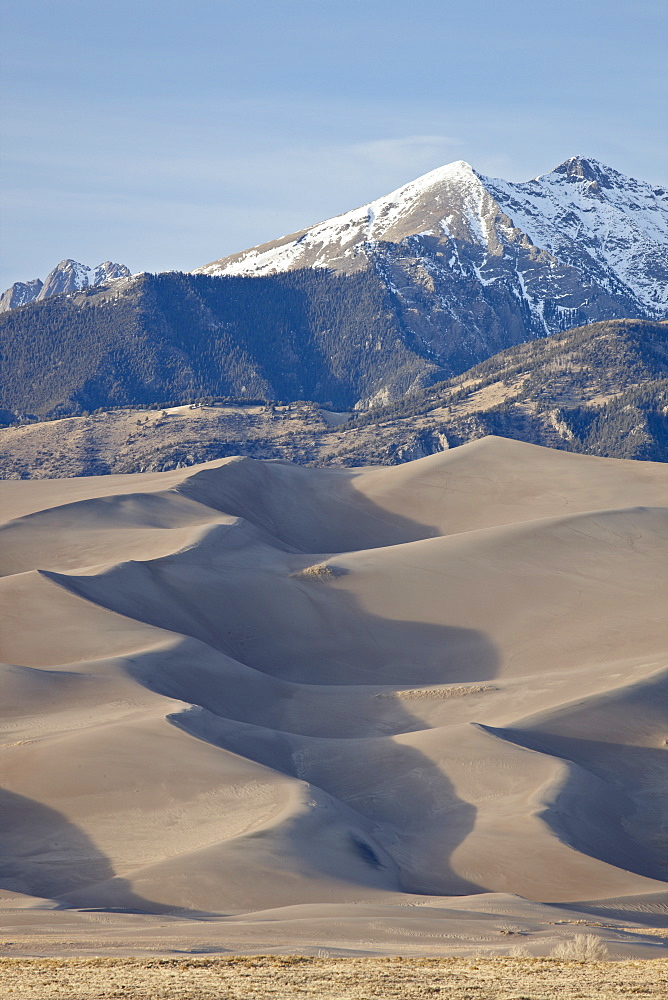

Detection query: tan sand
(0, 437), (666, 959)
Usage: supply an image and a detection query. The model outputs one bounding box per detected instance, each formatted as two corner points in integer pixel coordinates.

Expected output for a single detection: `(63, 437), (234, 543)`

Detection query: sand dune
(0, 437), (666, 956)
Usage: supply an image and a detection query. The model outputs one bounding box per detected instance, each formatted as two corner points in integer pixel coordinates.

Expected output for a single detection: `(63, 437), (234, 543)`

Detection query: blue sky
(1, 0), (666, 288)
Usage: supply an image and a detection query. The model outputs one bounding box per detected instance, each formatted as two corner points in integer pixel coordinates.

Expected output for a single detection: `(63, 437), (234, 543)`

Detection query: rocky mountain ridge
(1, 156), (665, 421)
(0, 259), (131, 312)
(484, 157), (667, 317)
(197, 157), (667, 380)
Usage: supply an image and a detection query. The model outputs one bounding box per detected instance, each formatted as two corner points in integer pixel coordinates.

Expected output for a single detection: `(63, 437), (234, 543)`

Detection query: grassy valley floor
(1, 956), (666, 999)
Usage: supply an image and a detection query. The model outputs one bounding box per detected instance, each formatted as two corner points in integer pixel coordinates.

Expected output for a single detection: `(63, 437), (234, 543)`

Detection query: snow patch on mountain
(482, 156), (668, 316)
(1, 260), (132, 312)
(197, 160), (501, 277)
(0, 278), (43, 313)
(195, 156), (667, 330)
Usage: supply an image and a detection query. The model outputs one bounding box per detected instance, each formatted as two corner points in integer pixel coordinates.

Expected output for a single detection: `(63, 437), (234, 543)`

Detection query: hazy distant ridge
(0, 259), (130, 313)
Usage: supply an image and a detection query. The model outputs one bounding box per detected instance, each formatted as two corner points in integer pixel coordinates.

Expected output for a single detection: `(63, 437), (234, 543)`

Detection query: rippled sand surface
(1, 437), (666, 958)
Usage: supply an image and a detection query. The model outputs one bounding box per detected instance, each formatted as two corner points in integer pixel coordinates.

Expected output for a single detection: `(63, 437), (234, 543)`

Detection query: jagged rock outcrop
(0, 277), (42, 312)
(92, 261), (133, 285)
(1, 259), (131, 312)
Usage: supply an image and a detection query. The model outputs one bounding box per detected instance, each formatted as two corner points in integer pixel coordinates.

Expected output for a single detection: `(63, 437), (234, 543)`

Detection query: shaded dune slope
(0, 437), (666, 918)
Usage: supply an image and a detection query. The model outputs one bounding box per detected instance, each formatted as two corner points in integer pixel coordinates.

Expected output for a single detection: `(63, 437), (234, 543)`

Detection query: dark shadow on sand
(480, 725), (668, 884)
(0, 789), (220, 918)
(12, 460), (503, 910)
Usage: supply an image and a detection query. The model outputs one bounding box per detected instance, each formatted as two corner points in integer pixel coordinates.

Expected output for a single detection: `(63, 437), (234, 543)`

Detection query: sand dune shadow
(0, 789), (214, 915)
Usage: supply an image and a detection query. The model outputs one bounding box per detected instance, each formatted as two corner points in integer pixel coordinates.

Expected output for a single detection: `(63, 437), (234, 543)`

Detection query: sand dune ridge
(0, 438), (666, 955)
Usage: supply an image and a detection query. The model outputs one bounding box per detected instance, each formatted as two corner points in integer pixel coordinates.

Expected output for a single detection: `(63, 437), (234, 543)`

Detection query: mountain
(91, 260), (132, 286)
(2, 319), (666, 479)
(0, 269), (431, 419)
(0, 278), (43, 312)
(0, 259), (131, 313)
(342, 317), (668, 465)
(483, 157), (667, 317)
(197, 156), (668, 375)
(1, 157), (665, 421)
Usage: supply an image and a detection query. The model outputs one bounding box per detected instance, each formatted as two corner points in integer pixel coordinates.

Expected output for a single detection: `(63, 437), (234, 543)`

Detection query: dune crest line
(0, 437), (666, 954)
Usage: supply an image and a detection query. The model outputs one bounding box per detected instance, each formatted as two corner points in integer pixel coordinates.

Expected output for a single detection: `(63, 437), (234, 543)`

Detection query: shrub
(551, 934), (609, 961)
(291, 562), (336, 581)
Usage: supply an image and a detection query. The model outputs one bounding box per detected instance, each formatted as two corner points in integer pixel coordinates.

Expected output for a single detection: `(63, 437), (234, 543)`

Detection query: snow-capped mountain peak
(193, 156), (666, 379)
(36, 259), (131, 300)
(0, 259), (131, 312)
(483, 158), (668, 315)
(196, 156), (667, 325)
(196, 158), (503, 278)
(544, 154), (612, 182)
(93, 261), (133, 286)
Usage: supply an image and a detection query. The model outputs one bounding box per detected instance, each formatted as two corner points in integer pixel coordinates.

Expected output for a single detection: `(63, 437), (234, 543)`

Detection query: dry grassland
(0, 956), (666, 1000)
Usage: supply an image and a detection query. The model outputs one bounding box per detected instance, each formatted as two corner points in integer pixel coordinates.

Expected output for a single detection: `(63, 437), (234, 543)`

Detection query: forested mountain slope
(2, 320), (665, 479)
(2, 158), (665, 424)
(0, 270), (434, 420)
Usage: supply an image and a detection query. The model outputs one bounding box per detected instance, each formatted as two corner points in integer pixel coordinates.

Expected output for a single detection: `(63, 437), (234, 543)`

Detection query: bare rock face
(1, 260), (131, 311)
(93, 261), (132, 285)
(483, 156), (668, 319)
(36, 259), (95, 299)
(0, 278), (43, 313)
(195, 157), (668, 371)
